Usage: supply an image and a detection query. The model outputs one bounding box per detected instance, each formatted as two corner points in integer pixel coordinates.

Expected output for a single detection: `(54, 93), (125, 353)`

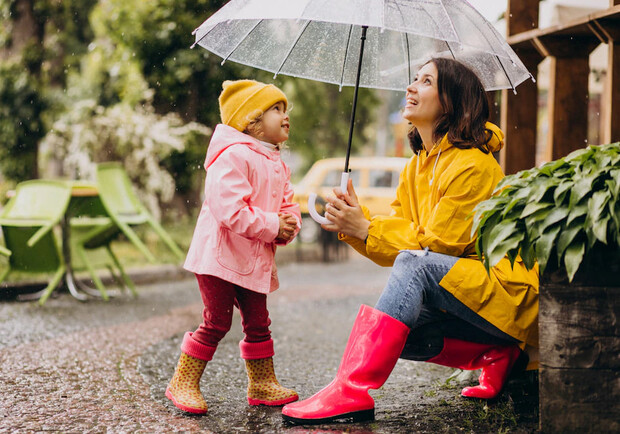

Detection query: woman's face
(403, 62), (443, 128)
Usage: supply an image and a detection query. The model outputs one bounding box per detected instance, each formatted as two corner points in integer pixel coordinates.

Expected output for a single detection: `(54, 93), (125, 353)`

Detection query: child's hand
(276, 212), (298, 242)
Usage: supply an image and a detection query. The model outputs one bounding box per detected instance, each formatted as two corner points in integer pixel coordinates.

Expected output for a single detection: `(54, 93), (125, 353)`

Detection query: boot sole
(248, 394), (299, 406)
(282, 408), (374, 425)
(165, 387), (208, 414)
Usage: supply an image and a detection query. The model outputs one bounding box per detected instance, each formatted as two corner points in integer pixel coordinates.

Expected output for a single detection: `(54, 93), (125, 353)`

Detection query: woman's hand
(321, 178), (370, 241)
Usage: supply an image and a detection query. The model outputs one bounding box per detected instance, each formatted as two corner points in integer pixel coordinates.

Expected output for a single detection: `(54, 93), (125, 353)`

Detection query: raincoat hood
(205, 124), (275, 170)
(433, 122), (504, 155)
(485, 122), (504, 153)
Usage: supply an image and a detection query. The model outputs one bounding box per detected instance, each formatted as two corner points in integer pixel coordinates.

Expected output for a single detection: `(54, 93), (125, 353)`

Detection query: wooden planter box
(539, 273), (620, 433)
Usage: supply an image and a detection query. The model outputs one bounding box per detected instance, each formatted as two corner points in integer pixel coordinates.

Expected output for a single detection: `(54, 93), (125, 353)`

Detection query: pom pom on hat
(218, 79), (288, 132)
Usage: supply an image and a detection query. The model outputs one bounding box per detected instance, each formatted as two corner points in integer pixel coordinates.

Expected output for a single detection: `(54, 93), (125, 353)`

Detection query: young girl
(166, 79), (301, 415)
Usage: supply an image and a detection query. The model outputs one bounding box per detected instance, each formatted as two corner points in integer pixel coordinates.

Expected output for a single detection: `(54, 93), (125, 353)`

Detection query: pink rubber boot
(426, 337), (524, 399)
(282, 305), (410, 424)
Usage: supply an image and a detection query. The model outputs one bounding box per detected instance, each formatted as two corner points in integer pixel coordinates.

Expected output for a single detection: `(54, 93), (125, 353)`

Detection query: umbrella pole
(344, 26), (368, 174)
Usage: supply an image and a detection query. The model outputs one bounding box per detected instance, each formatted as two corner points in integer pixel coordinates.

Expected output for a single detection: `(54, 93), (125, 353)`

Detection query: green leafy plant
(472, 142), (620, 282)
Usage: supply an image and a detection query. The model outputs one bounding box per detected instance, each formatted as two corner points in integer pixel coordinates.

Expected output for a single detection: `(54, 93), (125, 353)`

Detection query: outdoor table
(61, 181), (107, 301)
(6, 180), (111, 301)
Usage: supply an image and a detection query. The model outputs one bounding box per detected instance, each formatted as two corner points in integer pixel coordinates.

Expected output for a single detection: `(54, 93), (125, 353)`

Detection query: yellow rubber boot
(166, 353), (208, 414)
(245, 357), (299, 406)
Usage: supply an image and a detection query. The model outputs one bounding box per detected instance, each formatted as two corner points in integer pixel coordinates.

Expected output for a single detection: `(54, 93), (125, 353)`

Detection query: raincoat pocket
(216, 227), (258, 275)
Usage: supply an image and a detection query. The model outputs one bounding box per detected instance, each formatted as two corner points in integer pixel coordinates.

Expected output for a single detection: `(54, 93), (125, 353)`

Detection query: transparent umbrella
(192, 0), (533, 224)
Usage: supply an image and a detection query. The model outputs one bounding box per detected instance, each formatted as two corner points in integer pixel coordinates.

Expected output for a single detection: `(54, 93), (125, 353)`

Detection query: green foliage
(0, 61), (46, 181)
(472, 142), (620, 282)
(0, 0), (99, 183)
(92, 0), (236, 126)
(0, 1), (12, 47)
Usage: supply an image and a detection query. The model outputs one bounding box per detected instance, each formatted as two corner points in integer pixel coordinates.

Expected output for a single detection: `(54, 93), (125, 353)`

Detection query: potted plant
(472, 142), (620, 433)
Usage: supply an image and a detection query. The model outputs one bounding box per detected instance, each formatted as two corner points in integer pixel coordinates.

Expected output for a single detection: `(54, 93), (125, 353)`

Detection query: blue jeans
(375, 250), (517, 361)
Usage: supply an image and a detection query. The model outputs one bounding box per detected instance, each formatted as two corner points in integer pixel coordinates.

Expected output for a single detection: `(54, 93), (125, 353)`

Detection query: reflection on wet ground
(1, 255), (538, 432)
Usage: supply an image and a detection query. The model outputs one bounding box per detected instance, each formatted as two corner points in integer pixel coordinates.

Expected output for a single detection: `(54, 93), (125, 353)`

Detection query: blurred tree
(92, 0), (236, 126)
(92, 0), (378, 168)
(1, 0), (378, 211)
(0, 0), (98, 182)
(0, 61), (45, 181)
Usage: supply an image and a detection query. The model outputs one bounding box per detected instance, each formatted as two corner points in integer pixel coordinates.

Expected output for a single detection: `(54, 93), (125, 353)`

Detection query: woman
(282, 58), (539, 425)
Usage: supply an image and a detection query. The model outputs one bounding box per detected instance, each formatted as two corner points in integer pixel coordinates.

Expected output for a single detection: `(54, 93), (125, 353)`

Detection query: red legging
(191, 274), (272, 349)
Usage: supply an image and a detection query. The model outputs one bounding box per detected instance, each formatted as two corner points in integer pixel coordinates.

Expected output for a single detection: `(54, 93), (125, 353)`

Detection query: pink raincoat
(184, 124), (301, 294)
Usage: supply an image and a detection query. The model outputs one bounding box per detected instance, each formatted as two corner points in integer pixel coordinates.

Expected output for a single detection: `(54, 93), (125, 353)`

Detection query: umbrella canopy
(192, 0), (533, 224)
(193, 0), (532, 92)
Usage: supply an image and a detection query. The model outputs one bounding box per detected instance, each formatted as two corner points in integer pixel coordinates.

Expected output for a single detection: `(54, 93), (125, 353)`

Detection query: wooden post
(539, 33), (600, 160)
(604, 41), (620, 144)
(506, 0), (540, 35)
(593, 16), (620, 144)
(500, 50), (542, 173)
(546, 57), (590, 159)
(500, 0), (541, 173)
(487, 91), (500, 126)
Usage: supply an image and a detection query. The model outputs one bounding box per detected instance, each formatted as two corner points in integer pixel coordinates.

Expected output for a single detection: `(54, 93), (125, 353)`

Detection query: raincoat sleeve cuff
(338, 232), (368, 256)
(261, 212), (280, 243)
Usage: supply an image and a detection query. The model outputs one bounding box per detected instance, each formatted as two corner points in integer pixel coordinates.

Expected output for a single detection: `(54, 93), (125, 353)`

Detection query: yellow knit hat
(218, 80), (288, 132)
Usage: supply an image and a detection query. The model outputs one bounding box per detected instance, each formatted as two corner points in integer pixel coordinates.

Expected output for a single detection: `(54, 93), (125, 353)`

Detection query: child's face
(252, 101), (289, 145)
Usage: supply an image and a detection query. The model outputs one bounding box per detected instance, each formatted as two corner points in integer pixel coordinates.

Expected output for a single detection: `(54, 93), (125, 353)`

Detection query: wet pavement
(0, 249), (538, 433)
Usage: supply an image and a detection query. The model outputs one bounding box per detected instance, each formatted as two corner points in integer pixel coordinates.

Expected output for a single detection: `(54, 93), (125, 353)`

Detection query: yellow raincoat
(339, 123), (539, 367)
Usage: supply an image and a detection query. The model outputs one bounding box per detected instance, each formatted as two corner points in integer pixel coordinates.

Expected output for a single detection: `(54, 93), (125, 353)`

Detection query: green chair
(95, 162), (185, 263)
(0, 180), (71, 305)
(69, 215), (138, 299)
(0, 244), (10, 257)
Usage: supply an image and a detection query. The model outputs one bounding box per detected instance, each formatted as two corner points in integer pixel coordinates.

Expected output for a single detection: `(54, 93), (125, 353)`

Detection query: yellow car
(293, 156), (409, 243)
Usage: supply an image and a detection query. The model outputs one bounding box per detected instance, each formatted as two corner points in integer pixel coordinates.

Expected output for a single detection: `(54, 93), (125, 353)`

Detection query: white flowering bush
(40, 98), (211, 220)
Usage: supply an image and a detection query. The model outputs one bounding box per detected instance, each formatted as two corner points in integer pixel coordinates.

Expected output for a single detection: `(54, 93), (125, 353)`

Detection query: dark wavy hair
(408, 58), (492, 154)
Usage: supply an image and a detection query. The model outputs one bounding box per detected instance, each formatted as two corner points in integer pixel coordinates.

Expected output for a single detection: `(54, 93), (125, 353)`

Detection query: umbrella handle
(307, 172), (350, 225)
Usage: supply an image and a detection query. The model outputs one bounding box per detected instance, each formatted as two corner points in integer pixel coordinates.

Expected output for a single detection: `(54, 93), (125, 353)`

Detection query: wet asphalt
(0, 247), (538, 433)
